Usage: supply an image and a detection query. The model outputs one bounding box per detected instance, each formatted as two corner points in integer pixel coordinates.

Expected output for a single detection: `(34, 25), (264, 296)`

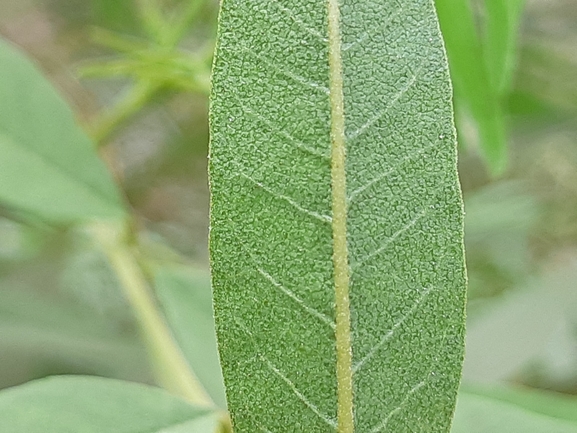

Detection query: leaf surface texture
(209, 0), (466, 431)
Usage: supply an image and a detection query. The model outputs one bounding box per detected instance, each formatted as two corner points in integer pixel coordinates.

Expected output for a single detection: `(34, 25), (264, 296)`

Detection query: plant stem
(165, 0), (206, 47)
(92, 222), (213, 408)
(90, 80), (159, 145)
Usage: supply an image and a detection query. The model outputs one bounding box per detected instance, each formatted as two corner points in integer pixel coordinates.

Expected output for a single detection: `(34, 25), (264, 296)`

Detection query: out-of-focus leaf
(435, 0), (507, 174)
(154, 266), (227, 409)
(91, 0), (139, 33)
(0, 376), (218, 433)
(462, 258), (577, 383)
(0, 218), (44, 261)
(0, 287), (150, 386)
(465, 182), (538, 241)
(0, 38), (125, 222)
(462, 385), (577, 424)
(452, 391), (577, 433)
(464, 181), (539, 299)
(484, 0), (526, 95)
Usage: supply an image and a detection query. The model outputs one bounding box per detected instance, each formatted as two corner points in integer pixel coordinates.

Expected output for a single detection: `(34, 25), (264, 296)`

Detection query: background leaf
(462, 385), (577, 424)
(0, 284), (151, 389)
(0, 38), (125, 222)
(435, 0), (510, 174)
(209, 0), (466, 431)
(452, 391), (577, 433)
(484, 0), (526, 95)
(0, 376), (218, 433)
(154, 265), (227, 409)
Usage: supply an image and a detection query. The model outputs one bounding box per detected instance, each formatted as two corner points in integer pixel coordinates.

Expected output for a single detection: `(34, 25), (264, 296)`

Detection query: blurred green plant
(80, 0), (213, 144)
(435, 0), (525, 175)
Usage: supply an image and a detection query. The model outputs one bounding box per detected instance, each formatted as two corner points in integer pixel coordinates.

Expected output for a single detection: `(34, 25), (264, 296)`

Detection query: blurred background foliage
(1, 0), (577, 419)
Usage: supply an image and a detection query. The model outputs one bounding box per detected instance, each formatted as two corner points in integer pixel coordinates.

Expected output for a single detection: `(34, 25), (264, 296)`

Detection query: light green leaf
(0, 287), (150, 385)
(0, 376), (218, 433)
(435, 0), (507, 174)
(0, 38), (125, 222)
(209, 1), (466, 432)
(154, 266), (227, 409)
(462, 386), (577, 425)
(452, 391), (577, 433)
(484, 0), (526, 95)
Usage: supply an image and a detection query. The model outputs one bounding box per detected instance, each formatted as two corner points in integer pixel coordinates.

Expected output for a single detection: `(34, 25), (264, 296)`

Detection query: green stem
(92, 222), (214, 408)
(89, 80), (159, 145)
(90, 27), (150, 53)
(165, 0), (206, 47)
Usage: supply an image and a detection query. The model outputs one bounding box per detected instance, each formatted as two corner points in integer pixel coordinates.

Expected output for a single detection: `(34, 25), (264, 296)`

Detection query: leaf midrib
(0, 132), (122, 219)
(327, 1), (353, 432)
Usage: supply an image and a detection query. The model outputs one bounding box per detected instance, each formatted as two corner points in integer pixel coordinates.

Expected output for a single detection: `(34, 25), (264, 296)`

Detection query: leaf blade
(484, 0), (526, 95)
(0, 376), (218, 433)
(452, 391), (577, 433)
(434, 0), (508, 174)
(209, 1), (466, 432)
(0, 38), (125, 222)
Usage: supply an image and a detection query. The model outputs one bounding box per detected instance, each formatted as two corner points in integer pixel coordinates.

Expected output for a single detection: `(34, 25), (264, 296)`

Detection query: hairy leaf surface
(209, 1), (466, 432)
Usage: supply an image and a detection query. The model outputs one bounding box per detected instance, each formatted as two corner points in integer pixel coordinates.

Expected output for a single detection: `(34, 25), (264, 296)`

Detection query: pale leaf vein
(235, 320), (337, 429)
(347, 139), (440, 203)
(346, 69), (421, 141)
(270, 0), (326, 41)
(342, 9), (403, 53)
(241, 45), (329, 94)
(262, 355), (338, 429)
(255, 266), (335, 329)
(238, 171), (332, 223)
(351, 208), (429, 270)
(235, 100), (330, 160)
(353, 286), (435, 373)
(369, 379), (428, 433)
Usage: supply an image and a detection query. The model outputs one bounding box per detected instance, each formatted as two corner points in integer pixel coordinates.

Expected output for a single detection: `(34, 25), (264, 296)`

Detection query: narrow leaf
(0, 38), (125, 222)
(484, 0), (526, 95)
(435, 0), (507, 174)
(0, 376), (218, 433)
(209, 1), (466, 432)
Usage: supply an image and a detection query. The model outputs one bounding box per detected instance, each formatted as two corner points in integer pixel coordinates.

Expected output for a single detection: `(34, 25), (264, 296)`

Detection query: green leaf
(0, 38), (125, 222)
(452, 391), (577, 433)
(484, 0), (526, 95)
(435, 0), (507, 174)
(461, 386), (577, 424)
(154, 266), (227, 409)
(0, 286), (150, 385)
(0, 376), (219, 432)
(209, 1), (466, 432)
